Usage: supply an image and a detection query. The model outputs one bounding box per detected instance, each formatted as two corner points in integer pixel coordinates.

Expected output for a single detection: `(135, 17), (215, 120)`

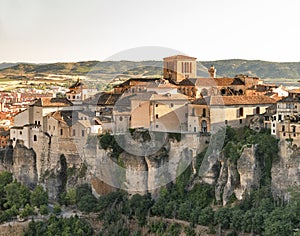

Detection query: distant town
(0, 55), (299, 152)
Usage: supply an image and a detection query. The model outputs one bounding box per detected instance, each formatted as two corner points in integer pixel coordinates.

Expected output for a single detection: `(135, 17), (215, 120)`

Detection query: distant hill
(0, 63), (18, 70)
(2, 59), (300, 79)
(201, 60), (300, 79)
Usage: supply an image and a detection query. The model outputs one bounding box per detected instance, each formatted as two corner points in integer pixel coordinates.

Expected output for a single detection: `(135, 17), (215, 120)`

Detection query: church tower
(163, 55), (197, 83)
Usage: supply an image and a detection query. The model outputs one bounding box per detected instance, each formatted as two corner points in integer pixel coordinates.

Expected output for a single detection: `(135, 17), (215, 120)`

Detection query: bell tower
(163, 55), (197, 83)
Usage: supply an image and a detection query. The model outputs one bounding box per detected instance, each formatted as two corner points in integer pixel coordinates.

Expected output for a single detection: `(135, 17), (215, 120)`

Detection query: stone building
(163, 55), (197, 83)
(272, 89), (300, 143)
(66, 79), (97, 105)
(10, 98), (74, 148)
(0, 129), (10, 148)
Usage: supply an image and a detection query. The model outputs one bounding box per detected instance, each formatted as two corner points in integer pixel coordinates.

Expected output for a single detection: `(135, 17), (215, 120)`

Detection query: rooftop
(210, 95), (276, 106)
(31, 98), (73, 107)
(163, 55), (197, 60)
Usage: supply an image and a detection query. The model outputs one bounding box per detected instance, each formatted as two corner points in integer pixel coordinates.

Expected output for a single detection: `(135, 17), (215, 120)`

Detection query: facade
(209, 96), (275, 130)
(271, 89), (300, 143)
(10, 98), (74, 148)
(0, 129), (10, 148)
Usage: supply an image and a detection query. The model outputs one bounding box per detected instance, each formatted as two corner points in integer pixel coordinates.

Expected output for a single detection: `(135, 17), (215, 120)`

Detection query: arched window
(201, 120), (207, 132)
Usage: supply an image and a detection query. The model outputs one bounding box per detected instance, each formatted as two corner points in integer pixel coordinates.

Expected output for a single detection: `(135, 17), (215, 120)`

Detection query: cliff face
(272, 140), (300, 200)
(83, 134), (205, 197)
(200, 145), (262, 205)
(0, 137), (85, 200)
(1, 130), (299, 203)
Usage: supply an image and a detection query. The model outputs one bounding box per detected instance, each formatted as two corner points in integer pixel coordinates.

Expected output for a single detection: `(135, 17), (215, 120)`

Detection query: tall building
(163, 55), (197, 83)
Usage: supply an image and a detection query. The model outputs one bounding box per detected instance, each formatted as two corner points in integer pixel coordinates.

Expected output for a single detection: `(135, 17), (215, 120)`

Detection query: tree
(30, 185), (48, 208)
(4, 181), (30, 209)
(64, 188), (76, 206)
(40, 205), (49, 216)
(20, 203), (35, 218)
(0, 171), (13, 208)
(214, 207), (231, 235)
(53, 204), (62, 215)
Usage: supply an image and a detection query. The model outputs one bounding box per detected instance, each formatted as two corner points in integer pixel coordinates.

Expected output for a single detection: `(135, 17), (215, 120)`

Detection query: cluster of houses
(7, 54), (300, 151)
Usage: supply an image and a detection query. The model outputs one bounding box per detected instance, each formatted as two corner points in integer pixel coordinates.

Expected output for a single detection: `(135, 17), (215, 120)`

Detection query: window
(201, 120), (207, 132)
(256, 107), (260, 114)
(156, 125), (159, 128)
(156, 114), (159, 119)
(221, 89), (226, 95)
(192, 108), (195, 116)
(60, 129), (63, 136)
(282, 125), (285, 132)
(202, 108), (206, 118)
(279, 115), (282, 121)
(73, 129), (76, 136)
(293, 126), (296, 133)
(239, 108), (244, 117)
(19, 131), (22, 135)
(273, 130), (275, 133)
(119, 116), (123, 121)
(283, 133), (286, 136)
(38, 121), (40, 125)
(33, 135), (37, 141)
(82, 130), (85, 137)
(273, 123), (275, 127)
(73, 96), (75, 99)
(240, 119), (243, 124)
(194, 127), (197, 132)
(156, 104), (158, 107)
(170, 103), (174, 108)
(225, 120), (228, 125)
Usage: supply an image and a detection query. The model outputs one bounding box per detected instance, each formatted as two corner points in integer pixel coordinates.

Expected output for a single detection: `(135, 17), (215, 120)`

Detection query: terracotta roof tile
(31, 98), (73, 107)
(210, 96), (276, 106)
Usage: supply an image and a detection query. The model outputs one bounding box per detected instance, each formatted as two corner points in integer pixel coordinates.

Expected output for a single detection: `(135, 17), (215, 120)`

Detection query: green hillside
(2, 59), (300, 80)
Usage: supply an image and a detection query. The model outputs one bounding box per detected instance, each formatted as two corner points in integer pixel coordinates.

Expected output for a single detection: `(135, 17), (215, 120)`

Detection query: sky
(1, 0), (300, 63)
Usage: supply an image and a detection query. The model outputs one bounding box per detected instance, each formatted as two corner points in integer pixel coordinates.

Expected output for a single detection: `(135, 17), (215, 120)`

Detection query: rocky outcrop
(199, 145), (262, 205)
(235, 145), (260, 200)
(83, 134), (205, 196)
(272, 140), (300, 201)
(12, 142), (38, 189)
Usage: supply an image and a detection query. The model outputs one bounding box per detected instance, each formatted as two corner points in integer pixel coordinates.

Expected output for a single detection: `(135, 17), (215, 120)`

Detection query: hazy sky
(1, 0), (300, 63)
